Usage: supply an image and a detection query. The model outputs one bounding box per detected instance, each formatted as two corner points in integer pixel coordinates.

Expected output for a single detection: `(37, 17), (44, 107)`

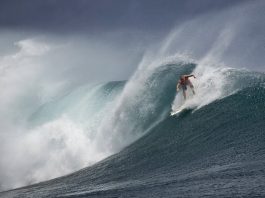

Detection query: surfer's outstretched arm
(186, 74), (196, 78)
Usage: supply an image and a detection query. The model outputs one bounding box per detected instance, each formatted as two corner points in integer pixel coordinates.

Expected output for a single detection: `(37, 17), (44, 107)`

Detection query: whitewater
(1, 1), (265, 197)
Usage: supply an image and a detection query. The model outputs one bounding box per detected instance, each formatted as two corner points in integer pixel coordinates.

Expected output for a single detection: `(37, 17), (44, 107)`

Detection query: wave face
(1, 62), (265, 197)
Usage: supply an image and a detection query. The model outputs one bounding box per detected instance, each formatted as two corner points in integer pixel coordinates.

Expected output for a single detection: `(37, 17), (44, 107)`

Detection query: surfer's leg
(189, 83), (195, 95)
(182, 90), (186, 100)
(186, 80), (195, 95)
(190, 86), (195, 94)
(181, 84), (188, 100)
(181, 84), (187, 100)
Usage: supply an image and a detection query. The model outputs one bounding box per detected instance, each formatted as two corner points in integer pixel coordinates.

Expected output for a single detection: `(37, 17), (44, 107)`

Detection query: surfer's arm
(186, 74), (196, 78)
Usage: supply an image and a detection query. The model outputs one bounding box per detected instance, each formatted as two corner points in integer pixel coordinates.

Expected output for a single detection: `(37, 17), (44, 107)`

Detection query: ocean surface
(0, 61), (265, 197)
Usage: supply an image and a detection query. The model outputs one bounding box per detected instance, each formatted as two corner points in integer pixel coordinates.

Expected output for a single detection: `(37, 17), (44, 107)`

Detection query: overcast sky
(0, 0), (264, 81)
(0, 0), (247, 35)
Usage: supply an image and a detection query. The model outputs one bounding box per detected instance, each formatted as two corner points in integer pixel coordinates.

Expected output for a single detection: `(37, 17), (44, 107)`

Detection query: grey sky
(0, 0), (246, 34)
(0, 0), (264, 81)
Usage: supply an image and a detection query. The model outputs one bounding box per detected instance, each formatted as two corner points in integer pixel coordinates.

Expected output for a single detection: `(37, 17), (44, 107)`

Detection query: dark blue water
(1, 64), (265, 197)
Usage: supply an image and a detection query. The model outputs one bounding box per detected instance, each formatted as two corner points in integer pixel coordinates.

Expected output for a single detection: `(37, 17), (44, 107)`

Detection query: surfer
(176, 74), (196, 100)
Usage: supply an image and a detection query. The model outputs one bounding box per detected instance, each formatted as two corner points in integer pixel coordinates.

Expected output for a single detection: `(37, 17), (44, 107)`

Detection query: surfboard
(170, 105), (186, 116)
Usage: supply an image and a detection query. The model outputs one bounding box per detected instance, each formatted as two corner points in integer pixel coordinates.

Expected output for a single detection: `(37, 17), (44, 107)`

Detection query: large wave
(0, 39), (196, 190)
(0, 39), (264, 193)
(1, 60), (264, 197)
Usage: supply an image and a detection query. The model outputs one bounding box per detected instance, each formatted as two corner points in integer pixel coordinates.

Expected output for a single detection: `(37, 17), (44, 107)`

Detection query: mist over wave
(0, 37), (194, 190)
(0, 37), (141, 190)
